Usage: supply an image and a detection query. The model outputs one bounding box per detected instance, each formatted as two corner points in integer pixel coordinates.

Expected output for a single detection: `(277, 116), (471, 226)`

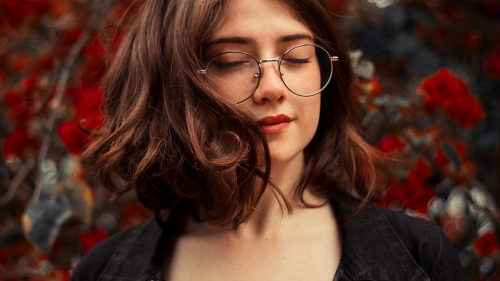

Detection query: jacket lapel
(332, 194), (431, 281)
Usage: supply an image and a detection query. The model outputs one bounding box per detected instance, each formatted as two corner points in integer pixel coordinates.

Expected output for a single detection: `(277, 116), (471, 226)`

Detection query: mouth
(256, 114), (292, 133)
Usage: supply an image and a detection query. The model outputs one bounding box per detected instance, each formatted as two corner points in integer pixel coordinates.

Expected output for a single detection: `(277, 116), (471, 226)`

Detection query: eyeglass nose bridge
(254, 58), (284, 78)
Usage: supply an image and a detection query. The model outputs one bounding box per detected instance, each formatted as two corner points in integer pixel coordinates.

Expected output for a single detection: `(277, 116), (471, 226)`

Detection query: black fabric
(71, 193), (465, 281)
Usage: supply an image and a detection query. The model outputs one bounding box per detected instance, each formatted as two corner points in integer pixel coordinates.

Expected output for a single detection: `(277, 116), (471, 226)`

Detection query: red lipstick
(256, 114), (292, 133)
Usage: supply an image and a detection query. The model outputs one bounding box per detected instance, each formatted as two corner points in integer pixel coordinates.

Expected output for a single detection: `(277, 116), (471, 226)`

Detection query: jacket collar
(98, 194), (430, 281)
(331, 193), (430, 281)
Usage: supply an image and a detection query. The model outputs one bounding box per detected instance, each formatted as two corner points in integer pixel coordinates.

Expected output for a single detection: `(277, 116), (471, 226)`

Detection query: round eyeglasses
(198, 43), (339, 104)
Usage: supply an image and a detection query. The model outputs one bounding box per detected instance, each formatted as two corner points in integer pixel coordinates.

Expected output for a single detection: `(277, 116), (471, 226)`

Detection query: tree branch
(32, 16), (100, 200)
(0, 157), (36, 205)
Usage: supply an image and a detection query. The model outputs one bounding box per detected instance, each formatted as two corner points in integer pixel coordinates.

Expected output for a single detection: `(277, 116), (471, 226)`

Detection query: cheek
(300, 94), (322, 142)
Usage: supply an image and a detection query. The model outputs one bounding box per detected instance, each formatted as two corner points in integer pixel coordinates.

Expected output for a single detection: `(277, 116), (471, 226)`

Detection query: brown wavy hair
(81, 0), (389, 229)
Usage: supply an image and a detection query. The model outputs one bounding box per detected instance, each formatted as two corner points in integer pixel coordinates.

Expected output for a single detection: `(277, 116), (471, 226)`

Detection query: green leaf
(22, 192), (71, 252)
(441, 142), (462, 171)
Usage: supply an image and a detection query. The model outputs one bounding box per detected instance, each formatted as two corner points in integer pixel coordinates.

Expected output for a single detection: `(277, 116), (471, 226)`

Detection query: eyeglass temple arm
(331, 56), (339, 62)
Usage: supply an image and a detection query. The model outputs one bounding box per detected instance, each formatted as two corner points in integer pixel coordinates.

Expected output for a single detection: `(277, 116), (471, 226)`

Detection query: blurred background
(0, 0), (499, 280)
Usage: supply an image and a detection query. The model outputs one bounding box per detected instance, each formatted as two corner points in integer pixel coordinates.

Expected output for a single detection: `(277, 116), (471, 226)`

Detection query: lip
(256, 114), (292, 133)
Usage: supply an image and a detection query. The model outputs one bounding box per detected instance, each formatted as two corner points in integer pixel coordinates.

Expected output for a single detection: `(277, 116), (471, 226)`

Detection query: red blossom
(474, 232), (500, 257)
(444, 92), (484, 128)
(398, 158), (435, 214)
(47, 0), (71, 18)
(463, 161), (477, 175)
(434, 147), (451, 167)
(79, 227), (107, 255)
(485, 46), (500, 81)
(377, 159), (436, 214)
(376, 180), (400, 208)
(0, 0), (51, 28)
(456, 142), (467, 159)
(359, 76), (383, 98)
(73, 87), (105, 130)
(3, 89), (36, 123)
(418, 68), (484, 128)
(33, 52), (55, 73)
(407, 158), (432, 186)
(3, 127), (38, 158)
(73, 87), (104, 118)
(57, 121), (91, 154)
(62, 28), (83, 44)
(21, 77), (38, 91)
(378, 134), (405, 155)
(8, 52), (31, 73)
(399, 182), (436, 214)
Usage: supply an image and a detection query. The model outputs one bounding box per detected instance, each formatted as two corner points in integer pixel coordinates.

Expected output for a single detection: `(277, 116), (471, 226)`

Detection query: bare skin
(162, 0), (342, 280)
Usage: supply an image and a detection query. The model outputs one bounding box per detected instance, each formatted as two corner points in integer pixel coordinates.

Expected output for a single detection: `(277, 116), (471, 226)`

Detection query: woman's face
(206, 0), (322, 166)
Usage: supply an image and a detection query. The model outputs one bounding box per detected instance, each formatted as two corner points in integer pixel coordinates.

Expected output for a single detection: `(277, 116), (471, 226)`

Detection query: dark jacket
(71, 194), (465, 281)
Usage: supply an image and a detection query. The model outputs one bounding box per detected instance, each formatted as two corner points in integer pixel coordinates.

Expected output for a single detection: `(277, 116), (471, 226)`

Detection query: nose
(251, 60), (288, 104)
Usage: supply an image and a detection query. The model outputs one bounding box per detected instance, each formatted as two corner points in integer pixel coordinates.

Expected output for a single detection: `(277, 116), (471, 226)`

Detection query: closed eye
(214, 61), (253, 70)
(283, 58), (310, 64)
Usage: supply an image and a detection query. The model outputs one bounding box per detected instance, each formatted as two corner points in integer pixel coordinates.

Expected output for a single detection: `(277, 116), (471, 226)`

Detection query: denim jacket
(71, 193), (465, 281)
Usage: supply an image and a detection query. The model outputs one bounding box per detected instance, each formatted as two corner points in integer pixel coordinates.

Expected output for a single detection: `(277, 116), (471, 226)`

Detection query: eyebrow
(207, 33), (315, 47)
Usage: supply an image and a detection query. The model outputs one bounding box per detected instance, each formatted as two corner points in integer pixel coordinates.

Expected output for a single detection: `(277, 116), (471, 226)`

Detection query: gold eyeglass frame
(198, 43), (339, 104)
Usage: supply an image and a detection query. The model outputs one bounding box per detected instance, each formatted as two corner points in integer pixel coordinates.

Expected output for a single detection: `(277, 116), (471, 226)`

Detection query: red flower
(0, 0), (51, 28)
(474, 232), (500, 257)
(33, 52), (55, 73)
(7, 52), (30, 73)
(407, 158), (432, 186)
(485, 46), (500, 81)
(418, 68), (484, 128)
(377, 159), (435, 214)
(419, 68), (466, 113)
(434, 146), (451, 167)
(400, 159), (435, 214)
(79, 227), (107, 255)
(359, 76), (383, 98)
(376, 180), (400, 208)
(57, 121), (91, 154)
(444, 92), (484, 128)
(378, 134), (405, 155)
(73, 87), (104, 118)
(3, 127), (38, 158)
(21, 77), (38, 91)
(73, 87), (105, 130)
(62, 28), (83, 44)
(399, 182), (435, 214)
(3, 89), (35, 123)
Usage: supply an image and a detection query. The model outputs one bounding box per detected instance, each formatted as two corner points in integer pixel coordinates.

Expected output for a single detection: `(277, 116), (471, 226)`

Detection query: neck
(239, 152), (326, 237)
(185, 152), (330, 239)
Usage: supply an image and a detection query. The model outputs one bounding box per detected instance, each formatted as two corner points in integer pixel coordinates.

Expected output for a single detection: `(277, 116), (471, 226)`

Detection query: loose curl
(81, 0), (389, 229)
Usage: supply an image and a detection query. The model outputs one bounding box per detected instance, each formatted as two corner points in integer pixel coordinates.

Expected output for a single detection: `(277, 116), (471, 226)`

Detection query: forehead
(210, 0), (313, 45)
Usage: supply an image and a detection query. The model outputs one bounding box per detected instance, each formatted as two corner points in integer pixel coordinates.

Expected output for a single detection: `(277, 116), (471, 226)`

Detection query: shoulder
(367, 204), (465, 280)
(333, 194), (465, 280)
(71, 218), (159, 281)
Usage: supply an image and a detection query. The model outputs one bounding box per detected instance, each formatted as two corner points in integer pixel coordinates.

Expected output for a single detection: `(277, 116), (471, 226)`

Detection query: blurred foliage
(0, 0), (499, 280)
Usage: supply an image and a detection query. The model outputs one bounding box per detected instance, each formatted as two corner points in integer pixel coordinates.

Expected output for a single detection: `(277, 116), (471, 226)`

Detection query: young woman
(72, 0), (465, 280)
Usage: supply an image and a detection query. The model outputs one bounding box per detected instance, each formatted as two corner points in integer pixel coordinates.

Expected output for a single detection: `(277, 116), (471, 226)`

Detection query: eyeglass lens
(205, 45), (332, 103)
